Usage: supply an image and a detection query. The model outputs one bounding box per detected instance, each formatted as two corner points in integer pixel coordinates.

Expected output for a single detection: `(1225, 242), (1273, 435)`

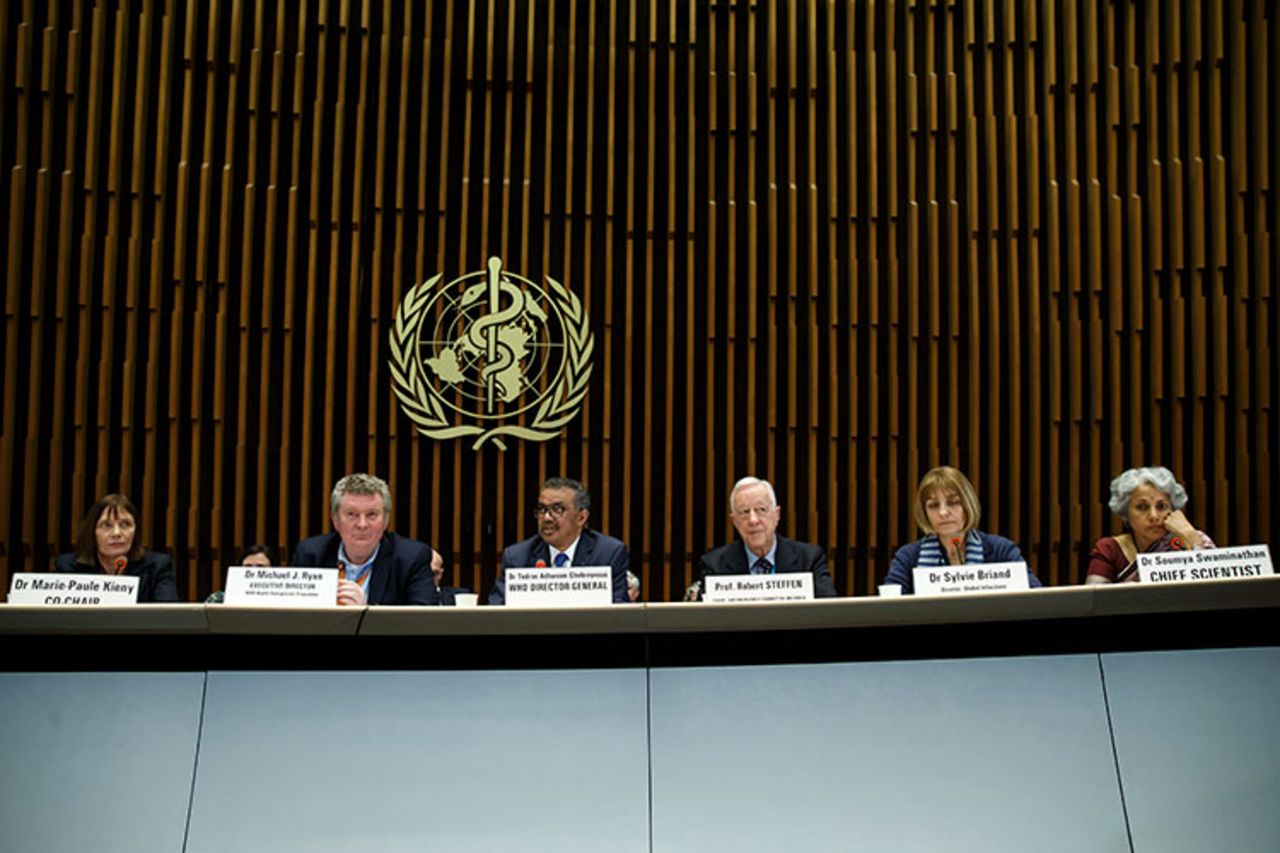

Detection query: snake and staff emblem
(389, 257), (594, 450)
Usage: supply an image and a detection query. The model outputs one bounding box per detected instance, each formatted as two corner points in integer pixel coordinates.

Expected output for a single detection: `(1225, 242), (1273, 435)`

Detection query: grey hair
(1108, 467), (1188, 516)
(330, 473), (393, 516)
(729, 477), (778, 513)
(541, 477), (591, 512)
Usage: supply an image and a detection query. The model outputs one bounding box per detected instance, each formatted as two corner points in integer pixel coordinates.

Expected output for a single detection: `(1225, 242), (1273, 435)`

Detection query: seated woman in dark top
(206, 545), (275, 603)
(884, 466), (1041, 594)
(237, 544), (275, 568)
(1086, 466), (1215, 584)
(54, 494), (178, 602)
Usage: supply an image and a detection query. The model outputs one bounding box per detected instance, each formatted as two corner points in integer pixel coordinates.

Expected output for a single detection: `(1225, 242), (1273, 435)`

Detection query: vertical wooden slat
(703, 2), (717, 544)
(22, 11), (60, 563)
(0, 5), (31, 582)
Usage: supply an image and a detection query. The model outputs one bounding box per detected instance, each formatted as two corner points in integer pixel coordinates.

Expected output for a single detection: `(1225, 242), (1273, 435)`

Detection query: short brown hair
(75, 494), (144, 565)
(913, 466), (982, 535)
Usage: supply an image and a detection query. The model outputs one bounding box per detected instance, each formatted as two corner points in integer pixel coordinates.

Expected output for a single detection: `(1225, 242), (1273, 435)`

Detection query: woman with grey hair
(1086, 467), (1214, 584)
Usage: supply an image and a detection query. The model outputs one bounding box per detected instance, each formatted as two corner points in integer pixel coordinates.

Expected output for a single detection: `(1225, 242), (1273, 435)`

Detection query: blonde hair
(330, 473), (392, 516)
(913, 466), (981, 535)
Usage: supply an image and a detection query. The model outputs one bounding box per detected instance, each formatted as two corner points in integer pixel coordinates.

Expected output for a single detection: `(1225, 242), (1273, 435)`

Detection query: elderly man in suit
(292, 472), (439, 606)
(699, 476), (837, 598)
(489, 477), (630, 605)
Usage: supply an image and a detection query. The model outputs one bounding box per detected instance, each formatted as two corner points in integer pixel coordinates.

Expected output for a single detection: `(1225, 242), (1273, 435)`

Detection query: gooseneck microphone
(951, 537), (965, 565)
(113, 557), (128, 574)
(535, 559), (547, 568)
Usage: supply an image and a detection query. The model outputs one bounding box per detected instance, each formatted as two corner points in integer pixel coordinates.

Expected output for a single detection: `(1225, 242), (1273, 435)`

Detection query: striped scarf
(916, 530), (985, 567)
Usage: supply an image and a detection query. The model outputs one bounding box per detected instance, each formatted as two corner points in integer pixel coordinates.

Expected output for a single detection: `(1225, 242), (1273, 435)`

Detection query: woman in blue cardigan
(884, 466), (1041, 594)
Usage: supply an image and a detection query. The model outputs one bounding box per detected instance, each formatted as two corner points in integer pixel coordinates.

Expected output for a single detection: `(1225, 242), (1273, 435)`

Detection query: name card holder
(223, 566), (340, 607)
(504, 565), (614, 607)
(8, 573), (139, 605)
(1137, 545), (1274, 584)
(703, 573), (815, 603)
(912, 562), (1032, 597)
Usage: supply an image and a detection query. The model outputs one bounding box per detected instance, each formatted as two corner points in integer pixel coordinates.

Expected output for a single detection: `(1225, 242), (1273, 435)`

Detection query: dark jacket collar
(366, 533), (395, 603)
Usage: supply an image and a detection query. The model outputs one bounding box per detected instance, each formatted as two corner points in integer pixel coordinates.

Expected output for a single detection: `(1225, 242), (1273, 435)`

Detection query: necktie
(554, 552), (569, 567)
(752, 557), (774, 575)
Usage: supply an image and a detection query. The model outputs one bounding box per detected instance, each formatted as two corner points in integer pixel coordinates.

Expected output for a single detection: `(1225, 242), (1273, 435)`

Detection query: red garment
(1087, 536), (1137, 582)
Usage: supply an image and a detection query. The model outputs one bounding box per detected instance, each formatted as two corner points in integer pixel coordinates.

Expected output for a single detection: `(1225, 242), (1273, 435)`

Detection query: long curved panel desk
(2, 579), (1278, 852)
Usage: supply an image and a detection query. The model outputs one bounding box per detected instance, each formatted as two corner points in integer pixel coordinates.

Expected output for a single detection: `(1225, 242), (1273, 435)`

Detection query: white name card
(8, 573), (139, 605)
(504, 565), (614, 607)
(703, 573), (815, 603)
(1137, 545), (1274, 584)
(223, 566), (339, 607)
(912, 562), (1031, 597)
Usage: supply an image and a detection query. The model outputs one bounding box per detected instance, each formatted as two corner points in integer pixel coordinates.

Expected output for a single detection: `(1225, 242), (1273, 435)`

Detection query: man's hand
(336, 579), (367, 606)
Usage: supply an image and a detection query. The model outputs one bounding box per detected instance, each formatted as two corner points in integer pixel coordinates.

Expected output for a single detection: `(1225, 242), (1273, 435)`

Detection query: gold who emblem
(389, 257), (595, 450)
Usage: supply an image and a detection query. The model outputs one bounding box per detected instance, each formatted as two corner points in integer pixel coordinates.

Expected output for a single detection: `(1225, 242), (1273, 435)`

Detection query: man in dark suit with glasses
(488, 477), (631, 605)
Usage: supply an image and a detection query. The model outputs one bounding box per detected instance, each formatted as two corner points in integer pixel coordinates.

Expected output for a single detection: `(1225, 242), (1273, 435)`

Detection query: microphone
(535, 559), (547, 568)
(1170, 536), (1186, 550)
(951, 537), (965, 564)
(337, 561), (347, 581)
(113, 557), (128, 575)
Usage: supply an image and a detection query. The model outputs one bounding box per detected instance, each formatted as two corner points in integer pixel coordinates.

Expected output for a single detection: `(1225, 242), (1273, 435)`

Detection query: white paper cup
(878, 584), (903, 597)
(452, 593), (479, 607)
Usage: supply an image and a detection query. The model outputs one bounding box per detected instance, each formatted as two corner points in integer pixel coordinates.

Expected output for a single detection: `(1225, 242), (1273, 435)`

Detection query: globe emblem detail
(389, 257), (594, 450)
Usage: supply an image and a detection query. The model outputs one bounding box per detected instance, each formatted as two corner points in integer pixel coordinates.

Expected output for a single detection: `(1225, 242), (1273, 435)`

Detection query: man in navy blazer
(699, 476), (838, 598)
(292, 473), (439, 606)
(489, 477), (630, 605)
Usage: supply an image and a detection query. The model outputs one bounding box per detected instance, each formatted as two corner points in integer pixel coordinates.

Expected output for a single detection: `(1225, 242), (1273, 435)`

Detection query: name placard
(703, 573), (815, 603)
(1137, 545), (1274, 584)
(912, 562), (1031, 597)
(223, 566), (339, 607)
(503, 565), (614, 607)
(7, 573), (139, 605)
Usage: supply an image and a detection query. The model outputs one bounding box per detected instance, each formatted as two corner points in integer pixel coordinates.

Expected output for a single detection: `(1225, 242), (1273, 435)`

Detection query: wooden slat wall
(1, 0), (1275, 600)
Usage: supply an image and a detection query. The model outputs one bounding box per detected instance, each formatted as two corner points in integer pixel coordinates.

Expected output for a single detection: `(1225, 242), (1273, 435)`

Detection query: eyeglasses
(534, 503), (572, 519)
(732, 506), (773, 520)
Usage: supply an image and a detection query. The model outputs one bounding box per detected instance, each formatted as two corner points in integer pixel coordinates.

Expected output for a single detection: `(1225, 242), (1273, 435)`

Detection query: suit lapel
(323, 533), (344, 567)
(530, 536), (551, 566)
(366, 534), (393, 604)
(726, 543), (750, 574)
(573, 529), (596, 565)
(773, 536), (797, 573)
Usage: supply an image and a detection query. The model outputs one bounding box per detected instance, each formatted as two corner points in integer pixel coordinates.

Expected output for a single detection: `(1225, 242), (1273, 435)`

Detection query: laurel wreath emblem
(389, 268), (594, 450)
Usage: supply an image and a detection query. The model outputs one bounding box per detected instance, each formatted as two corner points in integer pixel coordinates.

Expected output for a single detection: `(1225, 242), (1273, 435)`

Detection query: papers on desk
(703, 573), (815, 603)
(1137, 545), (1273, 584)
(912, 562), (1031, 596)
(504, 565), (614, 607)
(8, 573), (139, 605)
(223, 566), (339, 606)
